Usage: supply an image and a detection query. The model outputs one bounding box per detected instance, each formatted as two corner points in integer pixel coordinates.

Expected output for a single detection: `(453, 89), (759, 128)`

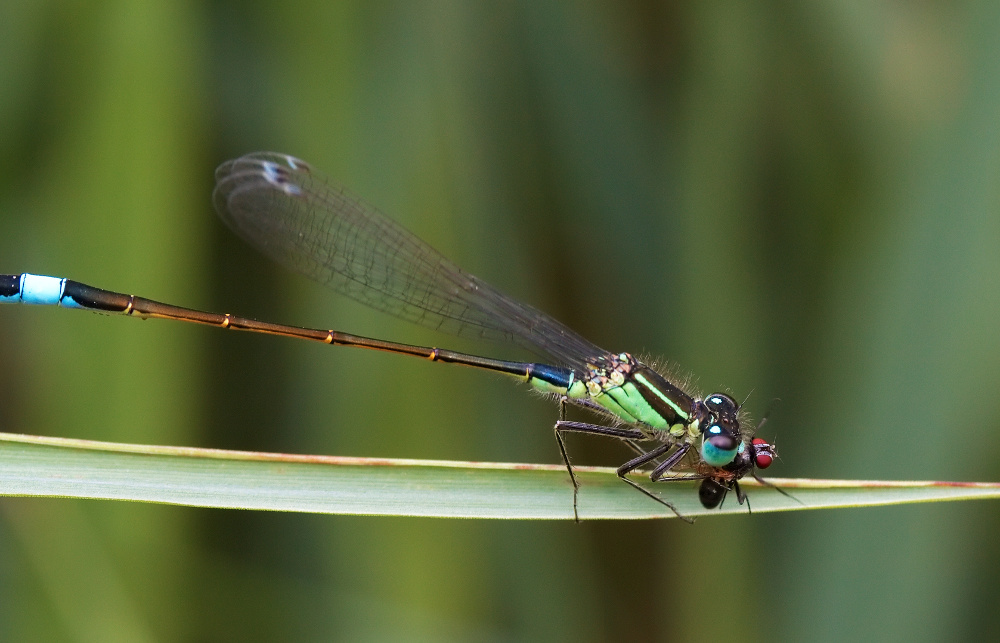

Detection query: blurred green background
(1, 1), (999, 641)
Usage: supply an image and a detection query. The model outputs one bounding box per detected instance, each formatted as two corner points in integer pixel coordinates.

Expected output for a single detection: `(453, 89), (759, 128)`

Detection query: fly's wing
(213, 152), (608, 372)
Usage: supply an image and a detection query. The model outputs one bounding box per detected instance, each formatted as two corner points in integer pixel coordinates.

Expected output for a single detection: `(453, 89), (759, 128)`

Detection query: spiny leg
(622, 440), (681, 473)
(556, 426), (694, 520)
(555, 420), (647, 440)
(552, 400), (646, 522)
(555, 421), (702, 521)
(624, 439), (650, 462)
(649, 443), (692, 481)
(555, 395), (651, 483)
(558, 400), (658, 460)
(615, 443), (694, 523)
(553, 398), (579, 521)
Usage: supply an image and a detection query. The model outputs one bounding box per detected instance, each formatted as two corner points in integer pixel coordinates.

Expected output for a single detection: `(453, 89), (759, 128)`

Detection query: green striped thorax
(570, 352), (744, 468)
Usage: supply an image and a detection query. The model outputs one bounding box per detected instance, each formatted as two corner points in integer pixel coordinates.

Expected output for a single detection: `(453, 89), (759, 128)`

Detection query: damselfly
(1, 152), (781, 520)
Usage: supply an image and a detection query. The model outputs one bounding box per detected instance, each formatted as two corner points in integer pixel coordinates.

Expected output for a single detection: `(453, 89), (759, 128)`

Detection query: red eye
(752, 438), (773, 469)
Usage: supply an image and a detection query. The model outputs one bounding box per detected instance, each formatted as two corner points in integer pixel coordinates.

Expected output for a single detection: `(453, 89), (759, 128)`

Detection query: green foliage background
(1, 2), (999, 641)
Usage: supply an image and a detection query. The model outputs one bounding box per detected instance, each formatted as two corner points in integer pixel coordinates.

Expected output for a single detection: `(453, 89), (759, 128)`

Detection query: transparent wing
(212, 152), (608, 371)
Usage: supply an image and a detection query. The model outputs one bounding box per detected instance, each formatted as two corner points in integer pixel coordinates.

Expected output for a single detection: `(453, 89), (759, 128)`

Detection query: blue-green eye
(701, 425), (739, 467)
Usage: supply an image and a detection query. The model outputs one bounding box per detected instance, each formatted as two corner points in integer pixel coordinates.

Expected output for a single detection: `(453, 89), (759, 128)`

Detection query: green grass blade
(1, 431), (997, 519)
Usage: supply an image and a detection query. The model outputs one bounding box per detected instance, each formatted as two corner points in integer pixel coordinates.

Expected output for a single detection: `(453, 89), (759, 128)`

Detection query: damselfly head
(697, 392), (743, 468)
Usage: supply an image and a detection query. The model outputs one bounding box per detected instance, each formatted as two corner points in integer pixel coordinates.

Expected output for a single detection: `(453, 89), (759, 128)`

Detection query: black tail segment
(0, 274), (20, 299)
(61, 279), (133, 312)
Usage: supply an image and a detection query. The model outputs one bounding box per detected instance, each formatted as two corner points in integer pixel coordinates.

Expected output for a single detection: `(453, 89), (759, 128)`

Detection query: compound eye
(701, 425), (739, 467)
(704, 393), (738, 416)
(752, 437), (774, 469)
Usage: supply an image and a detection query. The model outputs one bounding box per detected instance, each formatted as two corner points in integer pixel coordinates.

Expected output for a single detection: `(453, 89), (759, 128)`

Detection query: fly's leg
(734, 481), (748, 513)
(751, 472), (803, 506)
